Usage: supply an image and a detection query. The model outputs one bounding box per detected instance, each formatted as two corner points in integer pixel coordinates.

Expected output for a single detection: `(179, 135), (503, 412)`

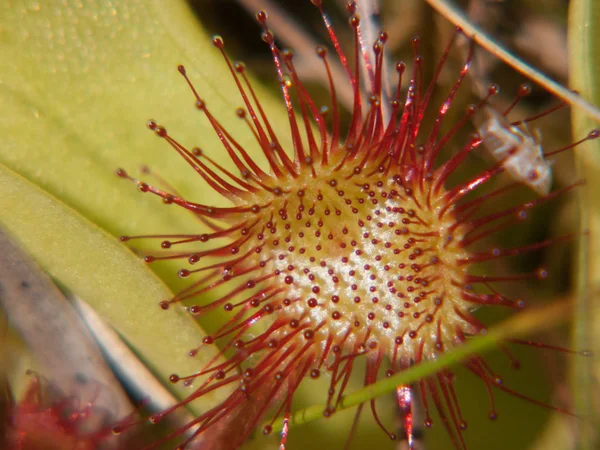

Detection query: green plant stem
(568, 1), (600, 448)
(266, 300), (573, 432)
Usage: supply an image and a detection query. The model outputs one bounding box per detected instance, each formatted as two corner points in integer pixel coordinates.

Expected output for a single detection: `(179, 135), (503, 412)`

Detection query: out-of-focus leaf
(0, 0), (290, 409)
(0, 0), (288, 287)
(568, 0), (600, 448)
(0, 164), (226, 413)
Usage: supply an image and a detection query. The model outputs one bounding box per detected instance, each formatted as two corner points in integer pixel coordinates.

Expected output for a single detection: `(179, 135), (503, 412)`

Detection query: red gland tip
(282, 48), (294, 59)
(261, 30), (274, 45)
(256, 10), (267, 23)
(177, 65), (186, 75)
(518, 83), (532, 96)
(536, 267), (549, 279)
(178, 269), (190, 278)
(212, 35), (224, 48)
(148, 414), (161, 425)
(234, 61), (245, 73)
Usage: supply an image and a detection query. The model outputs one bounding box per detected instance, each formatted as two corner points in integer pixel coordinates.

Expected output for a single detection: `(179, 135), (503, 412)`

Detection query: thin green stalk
(267, 300), (573, 431)
(569, 1), (600, 448)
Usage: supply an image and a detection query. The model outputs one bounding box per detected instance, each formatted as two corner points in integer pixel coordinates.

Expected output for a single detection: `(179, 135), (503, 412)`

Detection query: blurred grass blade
(426, 0), (600, 123)
(568, 1), (600, 448)
(72, 296), (198, 436)
(568, 1), (600, 449)
(0, 226), (132, 423)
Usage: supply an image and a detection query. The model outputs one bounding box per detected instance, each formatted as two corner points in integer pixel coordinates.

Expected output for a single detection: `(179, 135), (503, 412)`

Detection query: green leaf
(0, 0), (290, 407)
(0, 0), (289, 286)
(568, 1), (600, 448)
(0, 163), (227, 413)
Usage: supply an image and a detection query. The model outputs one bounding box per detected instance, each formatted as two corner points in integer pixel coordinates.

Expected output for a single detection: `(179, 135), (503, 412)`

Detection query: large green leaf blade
(0, 0), (289, 408)
(0, 163), (228, 412)
(0, 0), (288, 276)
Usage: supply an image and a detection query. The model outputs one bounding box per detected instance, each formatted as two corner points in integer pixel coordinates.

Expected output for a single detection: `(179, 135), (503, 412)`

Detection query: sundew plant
(0, 1), (599, 450)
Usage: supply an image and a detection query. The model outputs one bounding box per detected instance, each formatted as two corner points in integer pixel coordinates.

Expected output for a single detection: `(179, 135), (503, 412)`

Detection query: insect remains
(477, 104), (552, 196)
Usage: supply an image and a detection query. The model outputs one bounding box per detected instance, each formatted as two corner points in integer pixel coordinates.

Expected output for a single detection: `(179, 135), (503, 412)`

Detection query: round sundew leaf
(568, 0), (600, 447)
(0, 1), (580, 449)
(0, 163), (229, 415)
